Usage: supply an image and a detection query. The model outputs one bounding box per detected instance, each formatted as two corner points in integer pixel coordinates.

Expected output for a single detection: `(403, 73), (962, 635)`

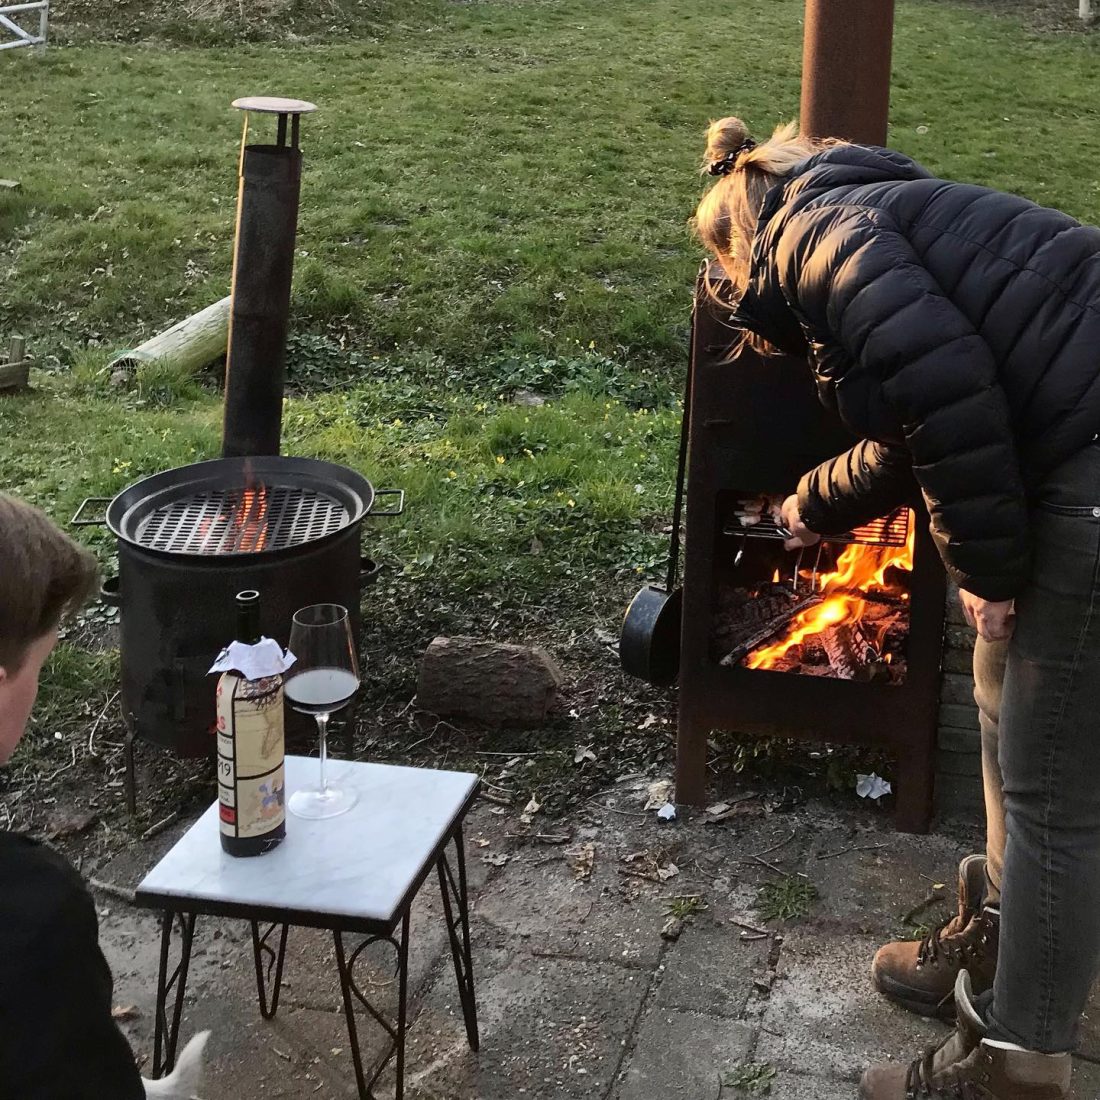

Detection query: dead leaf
(568, 842), (596, 879)
(638, 714), (660, 731)
(621, 850), (648, 864)
(519, 795), (542, 825)
(705, 802), (731, 816)
(111, 1005), (139, 1021)
(574, 746), (596, 765)
(488, 806), (507, 816)
(476, 838), (490, 848)
(643, 779), (674, 812)
(483, 853), (510, 867)
(656, 862), (680, 882)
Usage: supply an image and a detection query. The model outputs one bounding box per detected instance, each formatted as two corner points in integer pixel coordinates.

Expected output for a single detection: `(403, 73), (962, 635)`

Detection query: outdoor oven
(671, 270), (946, 832)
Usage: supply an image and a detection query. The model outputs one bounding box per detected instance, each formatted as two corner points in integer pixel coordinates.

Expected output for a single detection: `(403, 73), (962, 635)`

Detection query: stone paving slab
(769, 1071), (859, 1098)
(614, 1010), (755, 1100)
(397, 947), (651, 1099)
(756, 929), (942, 1081)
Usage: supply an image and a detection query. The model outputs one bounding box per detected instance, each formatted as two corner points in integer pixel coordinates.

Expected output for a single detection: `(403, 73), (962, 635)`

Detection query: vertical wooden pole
(800, 0), (896, 144)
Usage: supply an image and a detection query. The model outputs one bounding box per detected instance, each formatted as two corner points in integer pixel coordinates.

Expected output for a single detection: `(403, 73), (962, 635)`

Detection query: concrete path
(95, 779), (1100, 1098)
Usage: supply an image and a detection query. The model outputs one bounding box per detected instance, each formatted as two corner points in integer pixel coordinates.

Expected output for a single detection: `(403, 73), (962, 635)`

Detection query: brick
(940, 673), (978, 706)
(937, 726), (982, 754)
(937, 748), (982, 779)
(939, 703), (980, 731)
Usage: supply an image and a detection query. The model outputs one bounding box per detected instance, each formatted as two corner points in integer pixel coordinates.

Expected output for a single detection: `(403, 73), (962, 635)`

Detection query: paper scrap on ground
(856, 773), (893, 801)
(657, 803), (678, 822)
(208, 638), (296, 679)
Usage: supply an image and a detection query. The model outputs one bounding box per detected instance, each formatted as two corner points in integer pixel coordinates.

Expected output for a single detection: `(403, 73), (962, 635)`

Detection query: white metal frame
(0, 1), (48, 52)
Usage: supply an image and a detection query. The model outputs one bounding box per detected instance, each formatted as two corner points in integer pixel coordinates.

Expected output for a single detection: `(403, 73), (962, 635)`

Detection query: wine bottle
(216, 590), (286, 856)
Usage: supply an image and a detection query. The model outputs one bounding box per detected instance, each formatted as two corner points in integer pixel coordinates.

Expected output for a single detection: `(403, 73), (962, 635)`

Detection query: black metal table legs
(332, 826), (480, 1100)
(334, 911), (411, 1100)
(437, 826), (479, 1051)
(251, 921), (289, 1019)
(152, 911), (197, 1076)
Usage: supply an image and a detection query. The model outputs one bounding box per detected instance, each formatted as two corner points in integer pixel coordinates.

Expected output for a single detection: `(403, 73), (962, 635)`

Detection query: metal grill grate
(135, 485), (348, 554)
(725, 506), (911, 548)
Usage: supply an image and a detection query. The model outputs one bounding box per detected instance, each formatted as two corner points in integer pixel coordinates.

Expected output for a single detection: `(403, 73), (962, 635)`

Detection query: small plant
(755, 876), (818, 922)
(666, 895), (707, 920)
(722, 1062), (777, 1095)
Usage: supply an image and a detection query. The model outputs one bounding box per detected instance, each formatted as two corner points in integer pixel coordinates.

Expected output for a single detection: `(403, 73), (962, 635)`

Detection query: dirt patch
(922, 0), (1096, 34)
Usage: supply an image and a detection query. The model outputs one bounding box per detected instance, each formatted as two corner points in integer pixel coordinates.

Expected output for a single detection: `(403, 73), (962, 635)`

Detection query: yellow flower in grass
(496, 455), (506, 465)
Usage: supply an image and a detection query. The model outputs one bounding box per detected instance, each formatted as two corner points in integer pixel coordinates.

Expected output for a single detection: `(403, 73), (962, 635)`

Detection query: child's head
(0, 494), (97, 764)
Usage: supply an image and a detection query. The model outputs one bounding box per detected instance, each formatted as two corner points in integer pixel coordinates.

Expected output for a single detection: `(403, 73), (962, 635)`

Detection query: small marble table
(135, 755), (481, 1099)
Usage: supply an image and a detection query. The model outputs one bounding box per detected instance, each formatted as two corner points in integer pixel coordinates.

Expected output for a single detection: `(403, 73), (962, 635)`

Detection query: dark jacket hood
(732, 145), (936, 356)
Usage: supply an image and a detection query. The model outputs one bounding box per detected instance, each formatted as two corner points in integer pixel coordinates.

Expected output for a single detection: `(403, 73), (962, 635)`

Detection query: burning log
(820, 620), (888, 682)
(717, 591), (823, 667)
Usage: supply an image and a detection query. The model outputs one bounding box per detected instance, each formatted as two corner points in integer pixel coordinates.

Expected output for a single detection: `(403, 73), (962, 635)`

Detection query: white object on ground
(657, 803), (678, 822)
(856, 773), (892, 801)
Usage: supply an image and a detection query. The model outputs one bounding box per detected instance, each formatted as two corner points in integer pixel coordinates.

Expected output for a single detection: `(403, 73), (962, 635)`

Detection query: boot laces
(904, 1046), (983, 1099)
(917, 910), (988, 967)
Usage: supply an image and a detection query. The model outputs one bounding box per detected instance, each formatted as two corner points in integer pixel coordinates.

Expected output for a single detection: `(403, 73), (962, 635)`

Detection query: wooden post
(0, 335), (29, 391)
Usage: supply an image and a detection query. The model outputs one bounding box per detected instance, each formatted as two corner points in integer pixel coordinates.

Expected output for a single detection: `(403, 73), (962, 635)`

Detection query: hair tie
(707, 137), (758, 177)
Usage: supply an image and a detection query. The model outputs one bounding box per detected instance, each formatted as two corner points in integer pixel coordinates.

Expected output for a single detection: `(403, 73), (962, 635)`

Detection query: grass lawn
(1, 0), (1099, 837)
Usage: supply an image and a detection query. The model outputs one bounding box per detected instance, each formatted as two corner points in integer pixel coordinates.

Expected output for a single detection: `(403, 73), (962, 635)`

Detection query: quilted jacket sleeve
(798, 439), (916, 536)
(777, 204), (1030, 600)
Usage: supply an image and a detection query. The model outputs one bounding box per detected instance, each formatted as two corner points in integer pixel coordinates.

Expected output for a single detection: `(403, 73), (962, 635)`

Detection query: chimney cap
(232, 96), (317, 115)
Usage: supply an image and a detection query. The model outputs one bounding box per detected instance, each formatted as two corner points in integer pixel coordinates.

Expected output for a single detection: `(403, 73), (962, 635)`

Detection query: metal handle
(99, 575), (121, 607)
(71, 497), (111, 526)
(369, 489), (405, 518)
(359, 557), (382, 588)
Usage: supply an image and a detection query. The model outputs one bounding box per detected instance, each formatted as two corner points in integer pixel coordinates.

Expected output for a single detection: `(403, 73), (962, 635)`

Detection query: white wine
(285, 668), (360, 715)
(216, 591), (286, 856)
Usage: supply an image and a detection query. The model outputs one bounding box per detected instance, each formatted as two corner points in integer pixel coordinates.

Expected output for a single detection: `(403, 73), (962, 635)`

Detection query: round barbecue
(74, 456), (404, 765)
(100, 456), (375, 558)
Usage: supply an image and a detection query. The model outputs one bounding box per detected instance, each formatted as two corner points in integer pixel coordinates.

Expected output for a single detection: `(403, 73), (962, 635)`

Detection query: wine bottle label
(217, 672), (286, 840)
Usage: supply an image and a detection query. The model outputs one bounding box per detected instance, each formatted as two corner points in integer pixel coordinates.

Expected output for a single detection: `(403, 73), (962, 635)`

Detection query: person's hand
(779, 495), (821, 551)
(959, 591), (1016, 642)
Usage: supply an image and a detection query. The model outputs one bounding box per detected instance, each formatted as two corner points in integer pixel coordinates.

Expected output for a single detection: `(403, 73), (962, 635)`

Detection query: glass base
(288, 784), (358, 820)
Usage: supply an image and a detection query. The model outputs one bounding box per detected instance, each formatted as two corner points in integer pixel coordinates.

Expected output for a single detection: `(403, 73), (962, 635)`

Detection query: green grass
(3, 0), (1097, 371)
(756, 877), (818, 923)
(2, 0), (1100, 820)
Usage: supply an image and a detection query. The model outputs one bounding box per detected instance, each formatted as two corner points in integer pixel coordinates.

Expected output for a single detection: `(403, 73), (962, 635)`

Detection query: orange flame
(746, 513), (915, 670)
(234, 485), (269, 552)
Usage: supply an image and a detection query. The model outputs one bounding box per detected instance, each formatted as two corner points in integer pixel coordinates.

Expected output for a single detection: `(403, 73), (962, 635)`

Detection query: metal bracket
(70, 496), (111, 526)
(369, 489), (405, 518)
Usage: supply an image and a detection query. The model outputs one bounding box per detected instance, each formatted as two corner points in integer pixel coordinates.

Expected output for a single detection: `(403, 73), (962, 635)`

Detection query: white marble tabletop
(135, 756), (480, 932)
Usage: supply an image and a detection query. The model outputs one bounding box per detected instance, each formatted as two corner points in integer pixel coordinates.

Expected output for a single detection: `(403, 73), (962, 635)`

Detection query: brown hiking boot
(860, 971), (1071, 1100)
(872, 854), (999, 1019)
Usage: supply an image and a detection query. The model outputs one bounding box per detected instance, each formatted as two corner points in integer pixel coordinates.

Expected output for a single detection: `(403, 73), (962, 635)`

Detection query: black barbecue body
(82, 456), (392, 759)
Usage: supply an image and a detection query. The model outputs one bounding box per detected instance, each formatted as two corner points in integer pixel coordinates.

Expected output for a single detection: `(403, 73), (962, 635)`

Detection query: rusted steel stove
(673, 272), (946, 833)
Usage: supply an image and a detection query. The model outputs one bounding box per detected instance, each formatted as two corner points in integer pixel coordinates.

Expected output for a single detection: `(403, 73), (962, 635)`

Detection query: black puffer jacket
(733, 145), (1100, 601)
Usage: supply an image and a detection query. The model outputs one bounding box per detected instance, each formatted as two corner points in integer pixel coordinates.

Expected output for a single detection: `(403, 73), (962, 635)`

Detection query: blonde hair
(693, 117), (840, 354)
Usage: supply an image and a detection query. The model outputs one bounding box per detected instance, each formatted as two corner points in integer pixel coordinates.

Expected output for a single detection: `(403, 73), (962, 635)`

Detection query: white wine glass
(285, 603), (360, 820)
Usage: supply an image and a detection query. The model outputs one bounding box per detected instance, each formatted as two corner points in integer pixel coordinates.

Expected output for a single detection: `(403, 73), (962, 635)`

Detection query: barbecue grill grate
(725, 506), (911, 548)
(136, 485), (348, 554)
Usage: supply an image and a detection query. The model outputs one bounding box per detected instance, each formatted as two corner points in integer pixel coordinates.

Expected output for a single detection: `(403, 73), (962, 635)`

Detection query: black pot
(620, 585), (683, 686)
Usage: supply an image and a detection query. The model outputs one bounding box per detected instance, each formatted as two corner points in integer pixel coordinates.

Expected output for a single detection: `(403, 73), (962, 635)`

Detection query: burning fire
(233, 484), (269, 552)
(745, 517), (915, 671)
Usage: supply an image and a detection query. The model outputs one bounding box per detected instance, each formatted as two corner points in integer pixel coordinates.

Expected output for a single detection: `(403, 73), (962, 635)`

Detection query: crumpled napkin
(856, 772), (893, 801)
(208, 638), (296, 679)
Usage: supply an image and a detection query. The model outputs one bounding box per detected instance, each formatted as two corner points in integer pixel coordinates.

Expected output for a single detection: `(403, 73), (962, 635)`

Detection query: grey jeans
(973, 441), (1100, 1052)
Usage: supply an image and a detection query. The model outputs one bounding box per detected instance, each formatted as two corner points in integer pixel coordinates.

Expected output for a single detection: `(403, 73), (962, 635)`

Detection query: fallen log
(417, 636), (564, 728)
(108, 296), (230, 376)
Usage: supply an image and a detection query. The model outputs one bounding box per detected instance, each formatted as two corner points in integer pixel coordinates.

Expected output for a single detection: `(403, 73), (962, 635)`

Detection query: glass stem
(316, 713), (330, 793)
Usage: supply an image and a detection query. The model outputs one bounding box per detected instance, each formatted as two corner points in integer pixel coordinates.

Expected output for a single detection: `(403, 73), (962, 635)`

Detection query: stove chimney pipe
(222, 96), (316, 459)
(800, 0), (895, 145)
